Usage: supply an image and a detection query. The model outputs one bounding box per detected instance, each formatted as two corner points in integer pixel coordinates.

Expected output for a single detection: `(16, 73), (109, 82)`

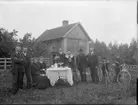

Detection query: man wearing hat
(76, 49), (87, 82)
(10, 43), (25, 94)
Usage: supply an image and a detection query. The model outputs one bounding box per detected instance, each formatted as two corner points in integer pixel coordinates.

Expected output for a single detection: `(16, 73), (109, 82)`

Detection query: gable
(36, 23), (77, 42)
(65, 24), (90, 41)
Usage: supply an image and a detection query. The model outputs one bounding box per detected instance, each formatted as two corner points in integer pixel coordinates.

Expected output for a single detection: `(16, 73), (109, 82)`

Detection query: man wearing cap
(87, 48), (99, 83)
(76, 49), (87, 82)
(10, 44), (25, 94)
(22, 46), (32, 89)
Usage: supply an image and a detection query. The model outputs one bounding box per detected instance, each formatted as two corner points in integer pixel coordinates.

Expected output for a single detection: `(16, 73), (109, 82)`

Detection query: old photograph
(0, 0), (137, 104)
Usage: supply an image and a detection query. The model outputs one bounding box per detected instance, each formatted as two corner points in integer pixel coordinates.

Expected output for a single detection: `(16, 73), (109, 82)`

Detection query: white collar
(59, 52), (63, 54)
(40, 61), (43, 63)
(23, 52), (27, 56)
(66, 54), (73, 58)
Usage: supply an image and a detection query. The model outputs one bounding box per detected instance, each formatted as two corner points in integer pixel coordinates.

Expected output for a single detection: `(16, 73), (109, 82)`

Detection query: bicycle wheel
(117, 70), (131, 90)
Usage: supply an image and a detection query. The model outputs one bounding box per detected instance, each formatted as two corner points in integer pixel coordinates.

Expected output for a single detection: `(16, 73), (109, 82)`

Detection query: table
(46, 67), (73, 86)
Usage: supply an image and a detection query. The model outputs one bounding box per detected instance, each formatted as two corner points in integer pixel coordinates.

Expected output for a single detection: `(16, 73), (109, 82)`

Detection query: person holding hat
(76, 49), (87, 82)
(10, 44), (25, 94)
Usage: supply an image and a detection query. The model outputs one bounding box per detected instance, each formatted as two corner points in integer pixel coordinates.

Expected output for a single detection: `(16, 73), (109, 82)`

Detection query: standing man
(10, 44), (25, 94)
(87, 48), (99, 83)
(58, 48), (66, 65)
(76, 49), (87, 82)
(101, 57), (110, 82)
(65, 50), (78, 83)
(22, 46), (32, 89)
(114, 55), (123, 82)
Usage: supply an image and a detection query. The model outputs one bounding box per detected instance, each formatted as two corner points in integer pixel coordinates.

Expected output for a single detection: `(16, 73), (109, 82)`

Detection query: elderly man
(10, 44), (25, 94)
(87, 48), (99, 83)
(22, 46), (32, 89)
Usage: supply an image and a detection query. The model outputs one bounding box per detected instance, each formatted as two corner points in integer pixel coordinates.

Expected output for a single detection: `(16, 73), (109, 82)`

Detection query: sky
(0, 0), (137, 45)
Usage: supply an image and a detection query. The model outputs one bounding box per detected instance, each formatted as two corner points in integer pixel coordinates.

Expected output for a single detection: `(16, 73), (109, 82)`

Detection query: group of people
(53, 48), (123, 84)
(10, 44), (51, 95)
(10, 43), (123, 95)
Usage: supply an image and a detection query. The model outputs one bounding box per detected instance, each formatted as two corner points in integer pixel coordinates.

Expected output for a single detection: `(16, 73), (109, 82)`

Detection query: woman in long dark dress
(38, 56), (47, 71)
(31, 58), (51, 89)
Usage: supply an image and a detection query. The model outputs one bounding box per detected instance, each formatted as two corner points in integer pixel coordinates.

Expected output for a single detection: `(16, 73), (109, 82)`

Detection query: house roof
(36, 22), (91, 42)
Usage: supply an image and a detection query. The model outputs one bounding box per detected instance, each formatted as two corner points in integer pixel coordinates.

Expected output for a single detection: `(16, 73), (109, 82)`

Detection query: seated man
(31, 58), (51, 89)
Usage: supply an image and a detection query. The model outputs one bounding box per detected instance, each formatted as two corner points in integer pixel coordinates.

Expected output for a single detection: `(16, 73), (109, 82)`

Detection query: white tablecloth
(46, 67), (73, 86)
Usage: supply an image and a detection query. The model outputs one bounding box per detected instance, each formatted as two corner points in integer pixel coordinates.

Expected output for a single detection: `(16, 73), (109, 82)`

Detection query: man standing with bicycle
(114, 55), (123, 82)
(101, 57), (109, 83)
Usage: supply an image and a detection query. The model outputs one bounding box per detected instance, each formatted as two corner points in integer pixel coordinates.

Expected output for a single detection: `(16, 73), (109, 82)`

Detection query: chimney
(62, 20), (69, 26)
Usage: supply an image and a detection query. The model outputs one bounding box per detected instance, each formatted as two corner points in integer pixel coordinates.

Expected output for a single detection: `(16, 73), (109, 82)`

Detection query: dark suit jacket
(65, 54), (75, 69)
(38, 62), (46, 70)
(11, 52), (25, 73)
(76, 53), (87, 70)
(58, 52), (65, 64)
(87, 53), (99, 68)
(31, 62), (40, 77)
(23, 53), (31, 68)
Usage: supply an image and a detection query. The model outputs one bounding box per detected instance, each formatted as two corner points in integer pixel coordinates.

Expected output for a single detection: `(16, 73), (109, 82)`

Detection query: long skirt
(32, 75), (51, 89)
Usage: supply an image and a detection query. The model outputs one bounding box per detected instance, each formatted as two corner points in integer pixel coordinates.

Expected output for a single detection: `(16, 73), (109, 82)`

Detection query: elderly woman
(38, 56), (47, 71)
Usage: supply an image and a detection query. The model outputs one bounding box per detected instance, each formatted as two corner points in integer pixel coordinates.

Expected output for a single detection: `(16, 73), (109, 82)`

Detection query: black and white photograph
(0, 0), (137, 104)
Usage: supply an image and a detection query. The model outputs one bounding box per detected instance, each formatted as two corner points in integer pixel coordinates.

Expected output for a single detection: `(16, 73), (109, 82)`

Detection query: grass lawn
(0, 70), (137, 104)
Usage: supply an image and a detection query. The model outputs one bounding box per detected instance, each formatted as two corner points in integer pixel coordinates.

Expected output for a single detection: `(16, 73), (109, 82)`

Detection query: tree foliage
(19, 32), (35, 57)
(0, 28), (18, 57)
(19, 33), (48, 57)
(90, 39), (137, 65)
